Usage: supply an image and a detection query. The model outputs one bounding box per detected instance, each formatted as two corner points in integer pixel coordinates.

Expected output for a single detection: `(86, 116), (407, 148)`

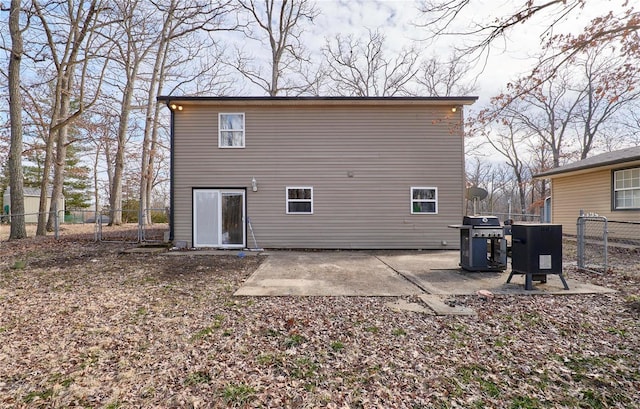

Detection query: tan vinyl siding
(3, 191), (62, 224)
(551, 168), (640, 235)
(173, 103), (465, 249)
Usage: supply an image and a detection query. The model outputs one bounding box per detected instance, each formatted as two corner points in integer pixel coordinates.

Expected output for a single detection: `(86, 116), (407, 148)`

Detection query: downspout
(165, 100), (175, 242)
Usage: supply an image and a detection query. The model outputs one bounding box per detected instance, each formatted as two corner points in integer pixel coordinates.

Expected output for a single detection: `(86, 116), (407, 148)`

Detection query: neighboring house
(157, 96), (477, 249)
(535, 146), (640, 235)
(2, 187), (65, 224)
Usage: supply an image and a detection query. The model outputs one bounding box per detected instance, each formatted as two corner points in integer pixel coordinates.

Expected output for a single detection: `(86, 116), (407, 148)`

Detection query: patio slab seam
(231, 250), (616, 297)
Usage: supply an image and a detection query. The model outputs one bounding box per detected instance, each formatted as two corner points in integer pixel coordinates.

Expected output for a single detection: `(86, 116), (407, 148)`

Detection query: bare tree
(464, 157), (492, 215)
(617, 104), (640, 147)
(573, 44), (640, 158)
(469, 37), (640, 220)
(323, 28), (420, 96)
(106, 0), (156, 225)
(418, 0), (639, 72)
(464, 158), (518, 216)
(483, 41), (640, 169)
(528, 139), (553, 209)
(7, 0), (27, 239)
(29, 0), (108, 234)
(232, 0), (320, 96)
(81, 101), (118, 217)
(484, 66), (584, 168)
(480, 112), (533, 216)
(417, 52), (475, 96)
(139, 0), (234, 225)
(103, 0), (235, 225)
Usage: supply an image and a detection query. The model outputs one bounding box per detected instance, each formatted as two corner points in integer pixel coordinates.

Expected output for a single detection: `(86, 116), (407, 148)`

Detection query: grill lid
(463, 215), (500, 226)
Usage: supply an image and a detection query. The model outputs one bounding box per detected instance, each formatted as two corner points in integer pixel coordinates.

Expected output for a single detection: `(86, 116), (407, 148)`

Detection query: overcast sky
(300, 0), (626, 104)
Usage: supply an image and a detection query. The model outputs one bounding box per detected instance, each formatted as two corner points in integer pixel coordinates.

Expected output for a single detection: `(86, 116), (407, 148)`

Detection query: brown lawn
(1, 225), (638, 408)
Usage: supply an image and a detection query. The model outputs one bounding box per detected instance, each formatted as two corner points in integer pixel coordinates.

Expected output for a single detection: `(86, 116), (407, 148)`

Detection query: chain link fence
(607, 220), (640, 272)
(0, 207), (169, 244)
(479, 212), (541, 223)
(577, 214), (640, 274)
(95, 208), (169, 243)
(576, 215), (608, 274)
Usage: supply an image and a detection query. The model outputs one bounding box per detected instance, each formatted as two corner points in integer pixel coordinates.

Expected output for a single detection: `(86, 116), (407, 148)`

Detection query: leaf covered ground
(1, 229), (639, 408)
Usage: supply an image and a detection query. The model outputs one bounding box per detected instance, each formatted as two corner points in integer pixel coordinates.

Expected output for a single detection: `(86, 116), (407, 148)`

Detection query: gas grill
(462, 215), (505, 238)
(449, 216), (507, 272)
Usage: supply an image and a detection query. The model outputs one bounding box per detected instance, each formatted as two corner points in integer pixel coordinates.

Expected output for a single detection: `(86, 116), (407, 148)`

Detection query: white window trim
(411, 187), (438, 214)
(218, 112), (245, 148)
(286, 186), (313, 215)
(613, 167), (640, 210)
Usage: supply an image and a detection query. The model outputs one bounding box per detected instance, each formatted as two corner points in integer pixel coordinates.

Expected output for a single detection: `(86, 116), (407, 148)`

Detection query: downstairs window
(411, 187), (438, 214)
(286, 187), (313, 214)
(614, 167), (640, 210)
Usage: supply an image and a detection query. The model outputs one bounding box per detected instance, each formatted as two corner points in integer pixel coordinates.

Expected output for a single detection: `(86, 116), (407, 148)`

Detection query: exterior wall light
(170, 103), (183, 111)
(451, 107), (457, 113)
(251, 177), (258, 192)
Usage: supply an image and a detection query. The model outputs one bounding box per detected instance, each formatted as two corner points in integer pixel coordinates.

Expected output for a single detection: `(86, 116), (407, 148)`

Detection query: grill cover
(463, 215), (500, 226)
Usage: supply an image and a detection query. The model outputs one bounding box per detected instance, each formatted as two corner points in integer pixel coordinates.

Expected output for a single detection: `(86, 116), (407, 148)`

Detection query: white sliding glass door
(193, 189), (245, 248)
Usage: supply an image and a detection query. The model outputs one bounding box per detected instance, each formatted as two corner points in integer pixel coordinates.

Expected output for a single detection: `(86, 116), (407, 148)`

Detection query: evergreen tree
(15, 139), (92, 210)
(23, 141), (46, 188)
(63, 144), (92, 210)
(0, 161), (9, 218)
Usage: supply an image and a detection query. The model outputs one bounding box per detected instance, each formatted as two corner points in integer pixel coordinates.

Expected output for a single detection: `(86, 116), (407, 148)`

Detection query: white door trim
(193, 188), (245, 248)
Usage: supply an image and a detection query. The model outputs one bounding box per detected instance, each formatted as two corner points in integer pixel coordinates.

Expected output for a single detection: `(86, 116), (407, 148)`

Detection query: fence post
(94, 210), (100, 242)
(577, 211), (584, 270)
(138, 206), (143, 243)
(54, 202), (59, 240)
(576, 212), (608, 274)
(603, 218), (608, 273)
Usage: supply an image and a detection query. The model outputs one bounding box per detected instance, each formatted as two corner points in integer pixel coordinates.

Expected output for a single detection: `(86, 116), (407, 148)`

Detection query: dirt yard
(1, 226), (639, 408)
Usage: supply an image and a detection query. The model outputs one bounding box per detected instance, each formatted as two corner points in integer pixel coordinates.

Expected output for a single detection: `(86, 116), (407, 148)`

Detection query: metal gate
(576, 214), (608, 274)
(95, 207), (169, 244)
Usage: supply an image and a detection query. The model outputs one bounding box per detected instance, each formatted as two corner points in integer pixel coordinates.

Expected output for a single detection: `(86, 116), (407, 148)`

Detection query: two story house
(157, 96), (477, 249)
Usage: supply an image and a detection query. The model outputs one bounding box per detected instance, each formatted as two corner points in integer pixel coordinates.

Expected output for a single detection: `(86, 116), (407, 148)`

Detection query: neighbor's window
(286, 187), (313, 214)
(219, 113), (245, 148)
(614, 167), (640, 209)
(411, 187), (438, 214)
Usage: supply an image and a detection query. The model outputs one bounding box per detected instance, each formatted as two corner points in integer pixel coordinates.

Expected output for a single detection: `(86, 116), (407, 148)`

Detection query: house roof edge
(157, 95), (479, 106)
(534, 146), (640, 178)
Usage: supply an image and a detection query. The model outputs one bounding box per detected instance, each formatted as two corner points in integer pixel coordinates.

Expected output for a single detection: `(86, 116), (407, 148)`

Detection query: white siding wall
(173, 103), (465, 249)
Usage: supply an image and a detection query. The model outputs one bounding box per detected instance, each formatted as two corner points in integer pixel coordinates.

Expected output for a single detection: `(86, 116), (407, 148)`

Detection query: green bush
(122, 199), (139, 223)
(150, 209), (168, 223)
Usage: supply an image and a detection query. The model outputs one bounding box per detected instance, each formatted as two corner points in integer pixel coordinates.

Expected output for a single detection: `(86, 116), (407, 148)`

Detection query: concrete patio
(233, 250), (615, 298)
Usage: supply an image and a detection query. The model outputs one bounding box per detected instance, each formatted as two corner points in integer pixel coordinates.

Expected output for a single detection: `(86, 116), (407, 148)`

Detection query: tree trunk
(517, 175), (527, 216)
(46, 71), (73, 231)
(46, 125), (69, 231)
(93, 142), (101, 216)
(110, 75), (136, 225)
(140, 15), (171, 226)
(8, 0), (27, 240)
(36, 129), (56, 235)
(34, 0), (100, 235)
(141, 99), (163, 225)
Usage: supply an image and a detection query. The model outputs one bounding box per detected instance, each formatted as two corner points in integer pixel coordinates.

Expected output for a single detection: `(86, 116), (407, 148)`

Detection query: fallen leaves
(0, 235), (639, 407)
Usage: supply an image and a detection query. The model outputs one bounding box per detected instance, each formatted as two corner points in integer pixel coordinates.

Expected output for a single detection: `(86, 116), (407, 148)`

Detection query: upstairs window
(411, 187), (438, 214)
(219, 113), (245, 148)
(614, 168), (640, 209)
(286, 187), (313, 214)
